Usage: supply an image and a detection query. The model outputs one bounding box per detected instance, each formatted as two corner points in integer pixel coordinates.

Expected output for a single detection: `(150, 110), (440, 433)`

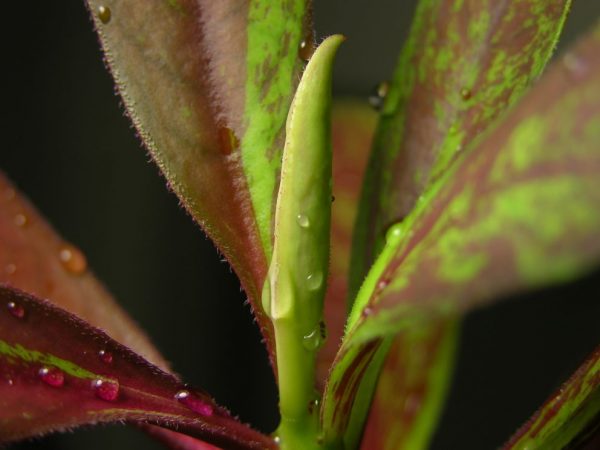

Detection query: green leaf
(0, 285), (274, 450)
(502, 346), (600, 450)
(350, 0), (572, 303)
(322, 19), (600, 445)
(0, 172), (166, 370)
(85, 0), (312, 366)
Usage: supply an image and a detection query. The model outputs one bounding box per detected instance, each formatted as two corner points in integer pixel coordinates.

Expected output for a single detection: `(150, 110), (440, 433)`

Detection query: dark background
(2, 2), (600, 449)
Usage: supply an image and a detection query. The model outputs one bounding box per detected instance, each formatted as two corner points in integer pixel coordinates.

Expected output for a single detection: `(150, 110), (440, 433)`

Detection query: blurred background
(2, 2), (600, 449)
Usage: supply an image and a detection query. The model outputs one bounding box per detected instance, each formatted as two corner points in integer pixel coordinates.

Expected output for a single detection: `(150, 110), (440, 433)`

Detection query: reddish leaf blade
(318, 101), (377, 387)
(323, 20), (600, 447)
(85, 0), (312, 366)
(358, 320), (458, 450)
(0, 285), (274, 450)
(503, 346), (600, 450)
(351, 0), (571, 302)
(0, 172), (166, 370)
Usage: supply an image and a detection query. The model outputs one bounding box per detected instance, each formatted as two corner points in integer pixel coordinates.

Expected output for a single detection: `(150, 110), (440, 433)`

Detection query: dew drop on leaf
(38, 366), (65, 388)
(302, 328), (322, 351)
(460, 87), (472, 100)
(368, 81), (389, 110)
(298, 37), (315, 62)
(7, 301), (25, 319)
(98, 349), (113, 364)
(385, 223), (404, 244)
(296, 214), (310, 229)
(174, 390), (214, 417)
(377, 279), (389, 291)
(306, 272), (323, 291)
(97, 6), (111, 24)
(218, 126), (240, 155)
(14, 213), (28, 227)
(5, 263), (16, 275)
(58, 244), (87, 275)
(92, 378), (120, 402)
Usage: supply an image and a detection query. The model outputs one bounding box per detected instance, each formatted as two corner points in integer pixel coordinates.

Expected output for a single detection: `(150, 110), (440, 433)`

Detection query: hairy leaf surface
(86, 0), (312, 366)
(323, 20), (600, 445)
(351, 0), (572, 301)
(503, 346), (600, 450)
(0, 285), (274, 450)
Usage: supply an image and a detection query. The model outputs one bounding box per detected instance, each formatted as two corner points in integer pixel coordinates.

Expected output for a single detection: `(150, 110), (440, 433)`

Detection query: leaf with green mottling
(503, 346), (600, 450)
(322, 19), (600, 446)
(351, 0), (572, 302)
(86, 0), (312, 367)
(0, 284), (274, 450)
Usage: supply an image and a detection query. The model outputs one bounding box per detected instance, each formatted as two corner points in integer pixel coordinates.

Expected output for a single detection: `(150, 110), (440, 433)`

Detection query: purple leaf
(0, 284), (275, 450)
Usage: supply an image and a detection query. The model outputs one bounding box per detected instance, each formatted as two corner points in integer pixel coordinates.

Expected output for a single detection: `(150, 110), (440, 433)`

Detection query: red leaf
(0, 172), (166, 370)
(0, 284), (274, 450)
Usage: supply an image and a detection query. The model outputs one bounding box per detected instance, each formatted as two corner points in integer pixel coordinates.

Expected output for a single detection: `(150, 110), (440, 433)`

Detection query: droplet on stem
(296, 214), (310, 229)
(368, 81), (390, 110)
(97, 6), (112, 24)
(7, 301), (25, 319)
(92, 378), (120, 402)
(174, 390), (214, 417)
(298, 37), (315, 62)
(38, 366), (65, 387)
(302, 328), (322, 351)
(58, 244), (87, 275)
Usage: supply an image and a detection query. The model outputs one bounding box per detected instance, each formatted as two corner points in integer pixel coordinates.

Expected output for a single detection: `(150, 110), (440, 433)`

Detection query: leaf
(318, 101), (377, 387)
(357, 320), (458, 450)
(0, 172), (166, 370)
(85, 0), (313, 366)
(0, 284), (275, 450)
(322, 19), (600, 445)
(350, 0), (572, 302)
(502, 346), (600, 450)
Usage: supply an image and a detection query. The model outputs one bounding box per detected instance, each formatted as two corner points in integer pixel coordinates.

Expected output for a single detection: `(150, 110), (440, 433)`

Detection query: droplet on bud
(97, 6), (112, 24)
(296, 214), (310, 229)
(7, 301), (25, 319)
(58, 244), (87, 275)
(368, 81), (390, 110)
(92, 378), (120, 402)
(306, 272), (323, 291)
(38, 366), (65, 387)
(98, 350), (113, 364)
(174, 390), (214, 417)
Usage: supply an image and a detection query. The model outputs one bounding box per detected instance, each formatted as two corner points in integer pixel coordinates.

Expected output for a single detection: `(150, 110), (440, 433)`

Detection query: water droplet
(38, 366), (65, 387)
(14, 213), (27, 227)
(174, 390), (214, 416)
(7, 378), (14, 386)
(377, 279), (389, 291)
(368, 81), (390, 110)
(98, 350), (113, 364)
(298, 36), (315, 62)
(97, 6), (112, 24)
(302, 328), (322, 351)
(385, 223), (404, 243)
(306, 272), (323, 291)
(307, 397), (320, 414)
(273, 436), (281, 444)
(296, 214), (310, 228)
(460, 87), (472, 100)
(218, 126), (240, 155)
(7, 301), (25, 319)
(5, 263), (16, 275)
(92, 378), (120, 402)
(362, 306), (373, 317)
(58, 244), (87, 275)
